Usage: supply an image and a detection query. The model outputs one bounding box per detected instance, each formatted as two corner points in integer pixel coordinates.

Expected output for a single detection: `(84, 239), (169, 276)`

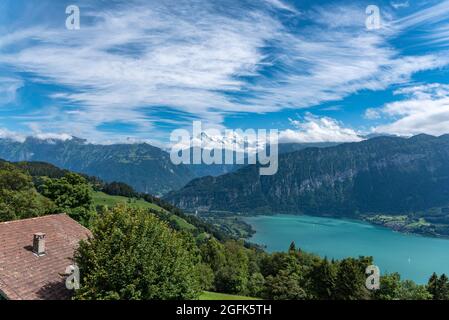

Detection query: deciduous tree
(74, 205), (201, 300)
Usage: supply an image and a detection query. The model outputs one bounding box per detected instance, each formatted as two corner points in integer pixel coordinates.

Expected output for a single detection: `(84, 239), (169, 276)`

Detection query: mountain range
(2, 133), (449, 218)
(165, 134), (449, 216)
(0, 136), (335, 195)
(0, 137), (193, 195)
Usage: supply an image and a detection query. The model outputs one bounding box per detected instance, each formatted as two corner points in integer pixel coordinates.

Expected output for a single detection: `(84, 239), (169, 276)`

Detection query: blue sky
(1, 0), (449, 145)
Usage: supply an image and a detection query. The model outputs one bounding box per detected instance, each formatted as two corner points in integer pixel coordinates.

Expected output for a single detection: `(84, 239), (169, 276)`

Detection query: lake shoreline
(233, 212), (449, 240)
(197, 210), (449, 240)
(242, 214), (449, 284)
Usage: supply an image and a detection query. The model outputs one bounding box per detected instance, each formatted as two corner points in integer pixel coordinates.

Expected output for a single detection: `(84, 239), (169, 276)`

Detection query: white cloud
(0, 78), (23, 105)
(373, 83), (449, 136)
(0, 128), (25, 142)
(169, 113), (363, 154)
(0, 121), (73, 143)
(394, 0), (449, 29)
(263, 0), (299, 14)
(0, 2), (280, 139)
(0, 0), (448, 142)
(391, 1), (410, 9)
(364, 108), (382, 120)
(32, 132), (73, 141)
(392, 0), (449, 48)
(279, 113), (363, 143)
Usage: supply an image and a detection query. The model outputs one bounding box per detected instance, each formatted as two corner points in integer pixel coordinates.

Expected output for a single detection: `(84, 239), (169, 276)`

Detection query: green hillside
(93, 191), (196, 231)
(93, 191), (163, 211)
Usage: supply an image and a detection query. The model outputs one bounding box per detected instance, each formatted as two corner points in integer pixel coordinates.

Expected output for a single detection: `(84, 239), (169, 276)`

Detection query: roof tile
(0, 214), (91, 300)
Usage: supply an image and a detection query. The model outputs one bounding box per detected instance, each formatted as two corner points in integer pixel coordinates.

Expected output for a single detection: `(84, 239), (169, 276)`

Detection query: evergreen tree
(288, 241), (296, 253)
(427, 273), (449, 300)
(334, 258), (370, 300)
(428, 272), (439, 299)
(311, 258), (337, 299)
(438, 274), (449, 300)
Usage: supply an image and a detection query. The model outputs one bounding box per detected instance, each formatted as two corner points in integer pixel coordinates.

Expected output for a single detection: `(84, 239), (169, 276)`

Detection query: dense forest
(1, 159), (449, 300)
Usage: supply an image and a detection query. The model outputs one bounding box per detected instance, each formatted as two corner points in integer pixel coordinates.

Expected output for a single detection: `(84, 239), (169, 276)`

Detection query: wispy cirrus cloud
(391, 1), (409, 10)
(0, 0), (448, 143)
(0, 0), (281, 140)
(0, 77), (23, 105)
(263, 0), (300, 14)
(392, 0), (449, 47)
(393, 0), (449, 29)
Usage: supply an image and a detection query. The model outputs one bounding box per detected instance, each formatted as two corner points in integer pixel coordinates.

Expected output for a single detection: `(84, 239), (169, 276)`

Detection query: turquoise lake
(243, 214), (449, 284)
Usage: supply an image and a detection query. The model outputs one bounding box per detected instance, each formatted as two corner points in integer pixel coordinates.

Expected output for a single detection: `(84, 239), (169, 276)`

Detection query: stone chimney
(33, 233), (46, 256)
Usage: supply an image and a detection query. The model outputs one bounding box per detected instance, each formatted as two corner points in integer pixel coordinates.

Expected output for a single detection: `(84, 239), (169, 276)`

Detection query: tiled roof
(0, 214), (91, 300)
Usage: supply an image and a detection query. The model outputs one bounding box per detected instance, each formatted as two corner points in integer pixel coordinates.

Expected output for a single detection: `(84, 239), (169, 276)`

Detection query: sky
(1, 0), (449, 146)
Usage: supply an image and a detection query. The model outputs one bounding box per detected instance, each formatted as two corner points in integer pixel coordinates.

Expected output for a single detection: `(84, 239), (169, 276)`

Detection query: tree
(310, 258), (337, 299)
(264, 269), (307, 300)
(428, 272), (439, 299)
(214, 241), (250, 294)
(103, 181), (136, 198)
(427, 273), (449, 300)
(196, 263), (215, 291)
(288, 241), (296, 253)
(74, 204), (201, 300)
(40, 173), (92, 209)
(0, 163), (34, 191)
(0, 164), (55, 222)
(396, 280), (431, 300)
(247, 272), (265, 297)
(334, 257), (371, 300)
(260, 252), (299, 278)
(200, 238), (226, 272)
(39, 173), (94, 226)
(373, 273), (401, 300)
(438, 274), (449, 300)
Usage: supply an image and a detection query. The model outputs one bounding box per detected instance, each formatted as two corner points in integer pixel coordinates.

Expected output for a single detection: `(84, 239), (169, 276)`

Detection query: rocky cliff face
(165, 134), (449, 216)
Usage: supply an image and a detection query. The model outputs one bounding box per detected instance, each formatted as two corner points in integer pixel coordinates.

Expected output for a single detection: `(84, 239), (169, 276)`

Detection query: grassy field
(92, 191), (195, 231)
(93, 191), (163, 211)
(199, 291), (260, 300)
